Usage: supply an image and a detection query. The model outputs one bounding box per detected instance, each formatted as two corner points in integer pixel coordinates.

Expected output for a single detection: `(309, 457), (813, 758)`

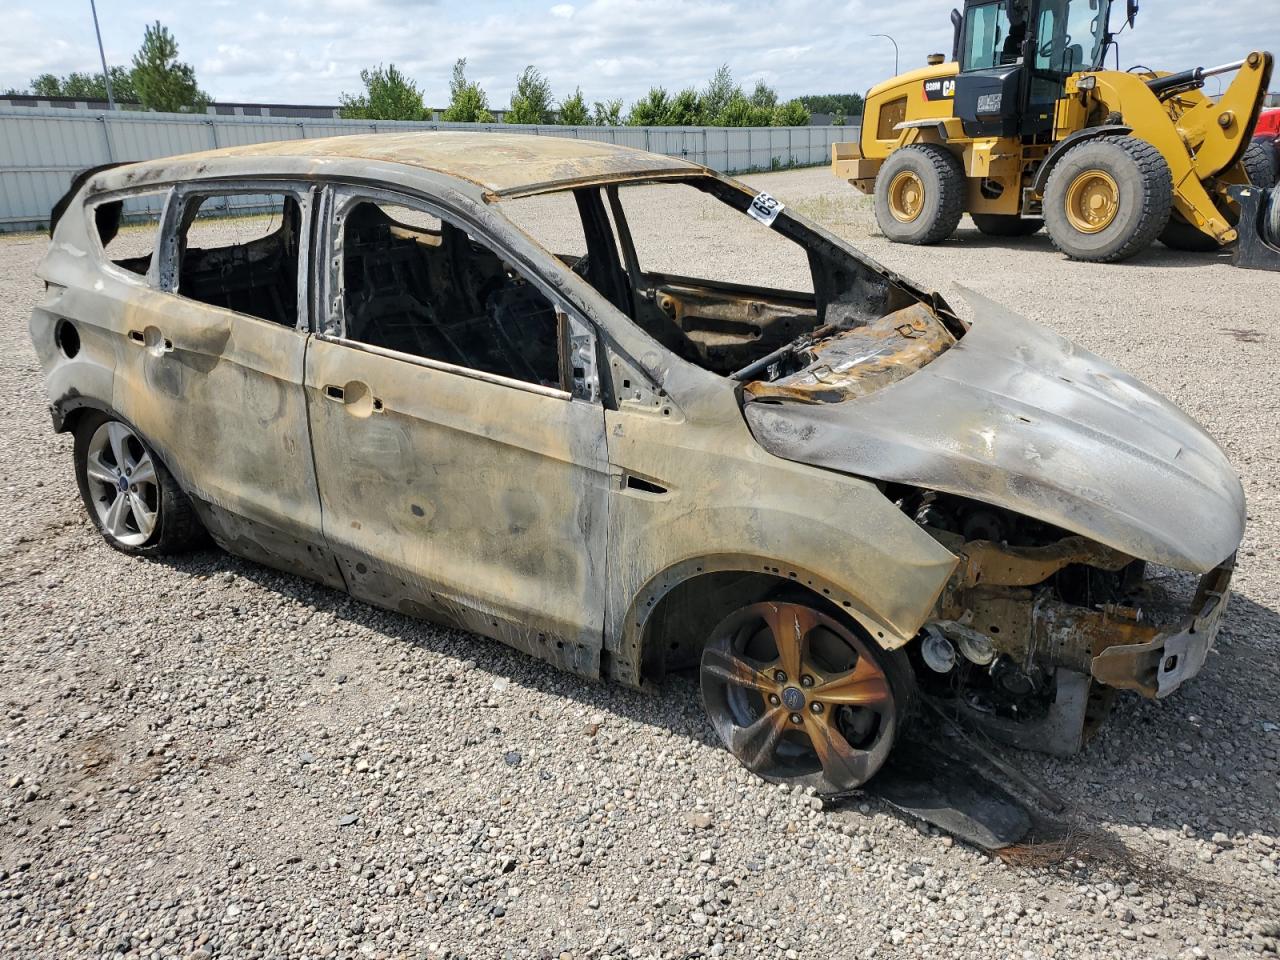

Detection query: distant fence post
(97, 114), (115, 163)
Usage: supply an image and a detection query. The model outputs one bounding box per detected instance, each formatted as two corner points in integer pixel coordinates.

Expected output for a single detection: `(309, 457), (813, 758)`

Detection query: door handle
(323, 381), (383, 415)
(128, 328), (173, 352)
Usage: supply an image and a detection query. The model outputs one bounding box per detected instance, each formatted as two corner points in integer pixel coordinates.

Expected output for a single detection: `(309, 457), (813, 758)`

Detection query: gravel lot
(1, 164), (1278, 960)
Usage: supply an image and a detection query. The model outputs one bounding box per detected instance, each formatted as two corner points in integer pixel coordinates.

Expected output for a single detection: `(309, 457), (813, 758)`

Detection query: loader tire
(1243, 139), (1277, 188)
(971, 213), (1043, 236)
(874, 144), (965, 245)
(1043, 135), (1172, 262)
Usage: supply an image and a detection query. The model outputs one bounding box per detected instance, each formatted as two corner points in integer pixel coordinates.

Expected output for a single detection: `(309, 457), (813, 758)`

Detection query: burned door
(305, 187), (610, 674)
(109, 182), (340, 585)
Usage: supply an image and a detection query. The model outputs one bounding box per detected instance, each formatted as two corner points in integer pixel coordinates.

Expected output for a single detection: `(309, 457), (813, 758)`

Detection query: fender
(1031, 124), (1132, 194)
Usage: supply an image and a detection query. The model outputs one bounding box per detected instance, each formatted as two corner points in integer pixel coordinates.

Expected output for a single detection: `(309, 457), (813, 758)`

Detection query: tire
(73, 411), (204, 556)
(1159, 213), (1221, 252)
(874, 144), (965, 245)
(699, 596), (911, 794)
(1243, 139), (1277, 188)
(1043, 135), (1173, 262)
(971, 213), (1043, 237)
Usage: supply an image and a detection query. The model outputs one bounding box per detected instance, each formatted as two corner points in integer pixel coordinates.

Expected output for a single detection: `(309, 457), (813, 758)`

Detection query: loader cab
(954, 0), (1113, 138)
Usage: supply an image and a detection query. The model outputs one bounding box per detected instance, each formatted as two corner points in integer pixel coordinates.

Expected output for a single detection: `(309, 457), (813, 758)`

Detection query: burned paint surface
(29, 133), (1246, 768)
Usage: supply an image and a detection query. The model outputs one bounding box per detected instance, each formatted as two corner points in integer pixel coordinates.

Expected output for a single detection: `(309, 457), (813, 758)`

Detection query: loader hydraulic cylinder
(1146, 59), (1247, 98)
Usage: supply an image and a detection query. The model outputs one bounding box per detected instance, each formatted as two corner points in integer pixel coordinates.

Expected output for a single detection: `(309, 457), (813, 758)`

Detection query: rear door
(109, 181), (340, 585)
(304, 186), (610, 673)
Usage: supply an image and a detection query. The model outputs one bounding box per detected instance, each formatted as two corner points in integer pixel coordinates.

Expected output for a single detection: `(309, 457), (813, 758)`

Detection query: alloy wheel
(84, 421), (160, 547)
(700, 601), (900, 794)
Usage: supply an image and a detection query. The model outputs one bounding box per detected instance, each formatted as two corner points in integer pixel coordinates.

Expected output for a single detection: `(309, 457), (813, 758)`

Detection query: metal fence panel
(0, 106), (859, 231)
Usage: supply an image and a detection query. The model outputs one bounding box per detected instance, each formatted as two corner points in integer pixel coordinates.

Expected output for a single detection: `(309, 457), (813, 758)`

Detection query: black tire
(73, 411), (204, 556)
(971, 213), (1043, 237)
(1159, 213), (1221, 252)
(1043, 135), (1173, 262)
(874, 144), (965, 245)
(1243, 139), (1277, 188)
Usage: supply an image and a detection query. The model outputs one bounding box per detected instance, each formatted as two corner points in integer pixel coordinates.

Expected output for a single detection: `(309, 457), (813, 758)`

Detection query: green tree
(130, 21), (208, 112)
(558, 87), (590, 125)
(717, 90), (774, 126)
(441, 58), (494, 123)
(339, 63), (426, 120)
(796, 93), (864, 118)
(772, 99), (811, 126)
(505, 66), (553, 125)
(592, 98), (623, 126)
(27, 66), (138, 103)
(662, 87), (702, 125)
(627, 87), (671, 126)
(749, 79), (778, 110)
(701, 64), (736, 122)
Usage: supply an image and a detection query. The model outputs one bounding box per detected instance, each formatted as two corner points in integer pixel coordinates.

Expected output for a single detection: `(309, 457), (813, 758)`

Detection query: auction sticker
(748, 191), (784, 226)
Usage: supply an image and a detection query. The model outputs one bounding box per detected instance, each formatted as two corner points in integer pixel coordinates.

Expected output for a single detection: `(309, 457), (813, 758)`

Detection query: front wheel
(74, 412), (204, 555)
(700, 599), (908, 794)
(873, 144), (965, 245)
(1043, 135), (1173, 262)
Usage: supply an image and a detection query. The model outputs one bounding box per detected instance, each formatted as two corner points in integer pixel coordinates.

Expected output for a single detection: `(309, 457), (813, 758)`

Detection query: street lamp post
(89, 0), (116, 110)
(871, 33), (900, 76)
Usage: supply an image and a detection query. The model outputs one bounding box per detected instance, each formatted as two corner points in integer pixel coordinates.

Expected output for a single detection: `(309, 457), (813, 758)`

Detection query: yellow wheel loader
(832, 0), (1275, 262)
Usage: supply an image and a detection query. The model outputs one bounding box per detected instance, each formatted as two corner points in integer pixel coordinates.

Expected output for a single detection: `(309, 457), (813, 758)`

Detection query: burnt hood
(743, 289), (1245, 574)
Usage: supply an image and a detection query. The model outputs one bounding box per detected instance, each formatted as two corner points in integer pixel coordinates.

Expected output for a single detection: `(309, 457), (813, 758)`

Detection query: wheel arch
(1032, 124), (1133, 195)
(616, 553), (906, 687)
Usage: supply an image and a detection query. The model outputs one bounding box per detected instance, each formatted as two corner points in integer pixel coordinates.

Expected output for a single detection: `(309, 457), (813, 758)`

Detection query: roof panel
(115, 131), (700, 194)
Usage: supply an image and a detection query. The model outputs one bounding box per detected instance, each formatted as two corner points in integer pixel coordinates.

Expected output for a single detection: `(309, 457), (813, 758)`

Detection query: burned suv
(31, 133), (1243, 794)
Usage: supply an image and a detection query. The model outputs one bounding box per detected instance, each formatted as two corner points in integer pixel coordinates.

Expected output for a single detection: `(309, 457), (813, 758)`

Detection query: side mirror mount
(951, 8), (963, 63)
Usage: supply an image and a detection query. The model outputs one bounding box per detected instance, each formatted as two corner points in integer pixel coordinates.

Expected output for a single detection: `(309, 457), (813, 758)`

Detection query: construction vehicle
(832, 0), (1275, 262)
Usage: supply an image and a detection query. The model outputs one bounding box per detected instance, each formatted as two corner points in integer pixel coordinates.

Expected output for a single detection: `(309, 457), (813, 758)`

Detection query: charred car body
(31, 134), (1244, 794)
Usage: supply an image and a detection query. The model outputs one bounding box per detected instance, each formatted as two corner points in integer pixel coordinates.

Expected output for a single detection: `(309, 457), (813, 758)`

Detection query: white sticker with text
(747, 191), (784, 227)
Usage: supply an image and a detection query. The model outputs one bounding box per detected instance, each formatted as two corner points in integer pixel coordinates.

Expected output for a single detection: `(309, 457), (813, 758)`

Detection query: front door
(305, 188), (610, 675)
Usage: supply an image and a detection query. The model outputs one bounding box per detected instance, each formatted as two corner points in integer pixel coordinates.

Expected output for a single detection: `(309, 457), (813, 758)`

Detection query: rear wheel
(1159, 213), (1221, 252)
(1043, 135), (1172, 262)
(74, 412), (203, 555)
(700, 599), (908, 794)
(1243, 139), (1278, 188)
(874, 144), (965, 245)
(971, 213), (1043, 237)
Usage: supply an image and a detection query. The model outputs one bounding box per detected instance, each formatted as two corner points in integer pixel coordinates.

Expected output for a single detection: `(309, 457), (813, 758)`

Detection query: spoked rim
(84, 421), (160, 547)
(700, 601), (899, 794)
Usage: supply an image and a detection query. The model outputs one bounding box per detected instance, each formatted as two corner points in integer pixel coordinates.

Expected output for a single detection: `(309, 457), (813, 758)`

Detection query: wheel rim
(700, 601), (898, 794)
(887, 170), (925, 223)
(1064, 169), (1120, 233)
(85, 421), (160, 547)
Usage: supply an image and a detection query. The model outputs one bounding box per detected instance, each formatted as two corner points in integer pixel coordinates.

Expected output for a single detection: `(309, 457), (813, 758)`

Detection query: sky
(1, 0), (1273, 108)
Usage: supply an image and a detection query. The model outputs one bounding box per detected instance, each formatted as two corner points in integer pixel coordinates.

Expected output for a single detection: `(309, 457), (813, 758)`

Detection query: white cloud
(1, 0), (1271, 108)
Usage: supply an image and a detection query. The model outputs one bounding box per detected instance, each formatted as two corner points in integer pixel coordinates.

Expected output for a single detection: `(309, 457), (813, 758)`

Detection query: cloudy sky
(1, 0), (1271, 108)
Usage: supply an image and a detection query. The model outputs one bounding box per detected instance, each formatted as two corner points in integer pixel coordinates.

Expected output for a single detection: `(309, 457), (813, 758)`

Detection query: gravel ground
(1, 164), (1278, 960)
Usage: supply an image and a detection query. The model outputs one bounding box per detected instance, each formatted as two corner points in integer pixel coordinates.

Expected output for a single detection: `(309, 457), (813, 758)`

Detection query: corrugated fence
(0, 107), (861, 232)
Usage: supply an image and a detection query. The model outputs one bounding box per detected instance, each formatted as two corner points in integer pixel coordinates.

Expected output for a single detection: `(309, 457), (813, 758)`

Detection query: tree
(130, 21), (208, 112)
(749, 79), (778, 110)
(441, 58), (494, 123)
(773, 99), (811, 126)
(796, 93), (865, 118)
(663, 87), (702, 125)
(701, 64), (736, 123)
(505, 66), (553, 125)
(339, 63), (426, 120)
(592, 98), (623, 126)
(627, 87), (671, 126)
(558, 87), (590, 125)
(26, 66), (138, 103)
(717, 90), (774, 127)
